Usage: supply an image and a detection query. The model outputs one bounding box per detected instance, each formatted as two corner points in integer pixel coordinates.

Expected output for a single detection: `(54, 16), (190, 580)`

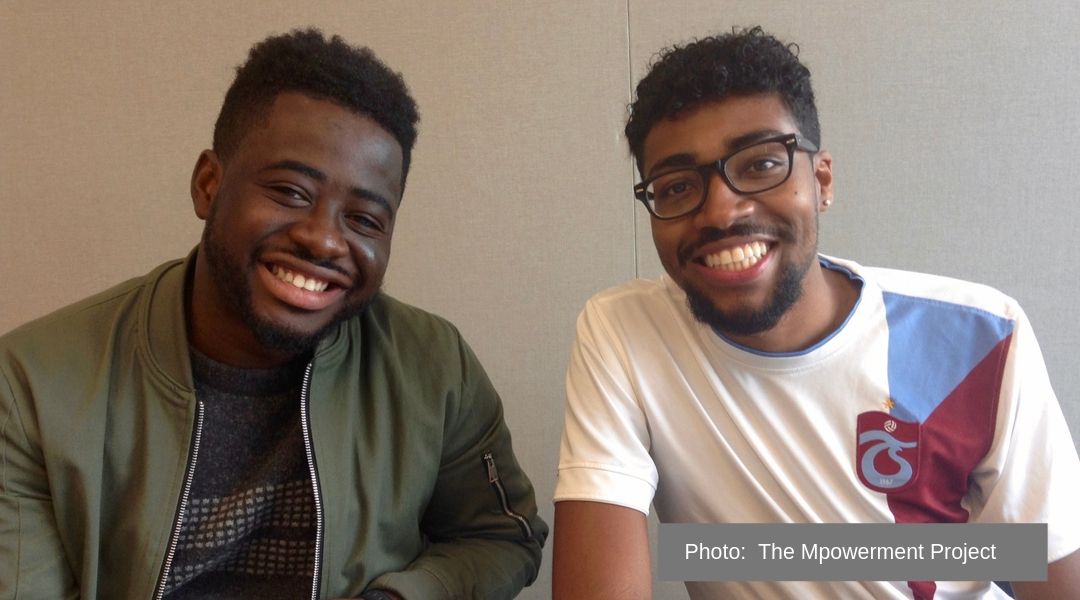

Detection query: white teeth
(702, 242), (768, 272)
(271, 265), (329, 292)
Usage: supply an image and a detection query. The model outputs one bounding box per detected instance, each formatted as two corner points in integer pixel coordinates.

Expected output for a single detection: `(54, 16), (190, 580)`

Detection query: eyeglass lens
(645, 139), (793, 218)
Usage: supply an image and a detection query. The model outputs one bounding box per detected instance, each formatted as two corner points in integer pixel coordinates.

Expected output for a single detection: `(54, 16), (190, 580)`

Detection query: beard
(200, 217), (374, 357)
(684, 259), (808, 338)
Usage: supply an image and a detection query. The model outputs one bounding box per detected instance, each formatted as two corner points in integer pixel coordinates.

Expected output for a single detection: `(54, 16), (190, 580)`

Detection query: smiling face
(189, 92), (403, 367)
(644, 93), (840, 352)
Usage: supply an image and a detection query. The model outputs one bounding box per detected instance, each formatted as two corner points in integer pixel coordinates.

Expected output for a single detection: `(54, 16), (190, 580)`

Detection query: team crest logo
(856, 411), (920, 493)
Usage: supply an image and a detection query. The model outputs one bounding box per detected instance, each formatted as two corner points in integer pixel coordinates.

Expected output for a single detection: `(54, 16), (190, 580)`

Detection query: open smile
(699, 241), (769, 272)
(270, 264), (331, 292)
(257, 260), (349, 312)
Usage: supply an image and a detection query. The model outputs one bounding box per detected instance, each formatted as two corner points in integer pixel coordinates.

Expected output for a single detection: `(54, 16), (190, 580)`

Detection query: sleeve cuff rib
(553, 464), (656, 515)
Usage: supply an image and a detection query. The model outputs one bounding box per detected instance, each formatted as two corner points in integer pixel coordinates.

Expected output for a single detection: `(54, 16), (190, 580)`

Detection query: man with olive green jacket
(1, 29), (545, 600)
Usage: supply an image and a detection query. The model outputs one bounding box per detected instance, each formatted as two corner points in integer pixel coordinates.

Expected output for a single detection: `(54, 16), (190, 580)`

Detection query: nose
(692, 169), (754, 230)
(287, 203), (349, 259)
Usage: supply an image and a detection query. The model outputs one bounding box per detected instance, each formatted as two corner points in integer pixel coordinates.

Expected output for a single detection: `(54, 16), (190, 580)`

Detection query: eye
(662, 181), (691, 197)
(345, 212), (387, 234)
(651, 172), (701, 201)
(728, 142), (791, 182)
(749, 158), (782, 172)
(266, 185), (311, 207)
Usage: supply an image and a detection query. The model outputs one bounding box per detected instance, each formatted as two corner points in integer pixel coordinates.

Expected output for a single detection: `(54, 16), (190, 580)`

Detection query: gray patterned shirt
(164, 350), (316, 599)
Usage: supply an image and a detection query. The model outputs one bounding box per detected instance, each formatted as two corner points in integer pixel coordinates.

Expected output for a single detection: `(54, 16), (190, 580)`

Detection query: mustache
(677, 223), (789, 264)
(259, 245), (352, 280)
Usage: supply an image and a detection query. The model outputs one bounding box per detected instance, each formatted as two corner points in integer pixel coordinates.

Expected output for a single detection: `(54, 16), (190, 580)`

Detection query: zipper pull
(483, 451), (499, 483)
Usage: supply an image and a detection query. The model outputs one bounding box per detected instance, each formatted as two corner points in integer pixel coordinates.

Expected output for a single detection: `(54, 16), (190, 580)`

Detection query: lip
(263, 251), (353, 286)
(255, 253), (353, 311)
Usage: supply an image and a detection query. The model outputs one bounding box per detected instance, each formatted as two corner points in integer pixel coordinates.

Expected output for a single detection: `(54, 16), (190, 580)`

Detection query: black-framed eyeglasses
(633, 133), (819, 220)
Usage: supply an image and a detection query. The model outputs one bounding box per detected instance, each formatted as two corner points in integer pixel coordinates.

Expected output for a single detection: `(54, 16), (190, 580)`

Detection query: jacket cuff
(369, 568), (450, 600)
(359, 591), (399, 600)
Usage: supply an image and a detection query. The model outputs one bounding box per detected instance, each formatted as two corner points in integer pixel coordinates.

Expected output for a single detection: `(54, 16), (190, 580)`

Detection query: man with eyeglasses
(552, 27), (1080, 599)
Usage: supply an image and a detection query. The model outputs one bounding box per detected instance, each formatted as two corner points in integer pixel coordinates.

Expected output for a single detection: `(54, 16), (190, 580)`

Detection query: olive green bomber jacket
(0, 254), (547, 599)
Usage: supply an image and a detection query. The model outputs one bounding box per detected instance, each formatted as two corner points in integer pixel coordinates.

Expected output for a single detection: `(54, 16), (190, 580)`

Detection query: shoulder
(0, 260), (182, 364)
(828, 256), (1023, 323)
(338, 292), (482, 383)
(581, 277), (684, 323)
(575, 276), (693, 343)
(363, 292), (465, 350)
(339, 294), (499, 420)
(585, 277), (672, 309)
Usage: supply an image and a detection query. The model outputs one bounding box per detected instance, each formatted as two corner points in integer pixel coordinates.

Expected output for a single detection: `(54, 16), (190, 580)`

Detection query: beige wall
(3, 3), (1077, 599)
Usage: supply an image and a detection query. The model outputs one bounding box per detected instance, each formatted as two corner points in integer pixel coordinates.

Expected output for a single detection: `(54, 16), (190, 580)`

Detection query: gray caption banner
(658, 523), (1046, 582)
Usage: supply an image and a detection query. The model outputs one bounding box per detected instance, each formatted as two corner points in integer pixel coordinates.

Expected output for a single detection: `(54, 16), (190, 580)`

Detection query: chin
(684, 264), (805, 339)
(245, 314), (330, 356)
(687, 295), (781, 337)
(255, 297), (376, 353)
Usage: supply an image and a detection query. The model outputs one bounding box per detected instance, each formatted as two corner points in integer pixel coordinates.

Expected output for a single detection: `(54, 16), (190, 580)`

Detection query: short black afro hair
(213, 28), (420, 186)
(625, 26), (819, 175)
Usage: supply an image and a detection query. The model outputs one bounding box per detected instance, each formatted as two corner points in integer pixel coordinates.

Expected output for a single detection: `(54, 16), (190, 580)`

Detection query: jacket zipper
(482, 451), (533, 540)
(154, 400), (205, 600)
(300, 362), (324, 600)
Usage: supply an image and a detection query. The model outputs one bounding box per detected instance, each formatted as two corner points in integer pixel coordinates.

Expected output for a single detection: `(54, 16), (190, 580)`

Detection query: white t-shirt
(555, 257), (1080, 599)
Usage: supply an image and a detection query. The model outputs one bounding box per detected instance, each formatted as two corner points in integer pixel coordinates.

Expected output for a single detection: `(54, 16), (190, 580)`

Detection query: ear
(813, 150), (834, 212)
(190, 149), (223, 221)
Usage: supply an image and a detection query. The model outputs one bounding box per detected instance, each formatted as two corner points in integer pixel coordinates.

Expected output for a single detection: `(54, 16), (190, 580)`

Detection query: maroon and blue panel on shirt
(857, 291), (1015, 600)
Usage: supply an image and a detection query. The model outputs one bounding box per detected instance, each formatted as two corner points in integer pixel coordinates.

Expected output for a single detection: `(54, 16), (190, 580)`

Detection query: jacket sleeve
(367, 335), (548, 600)
(0, 364), (79, 599)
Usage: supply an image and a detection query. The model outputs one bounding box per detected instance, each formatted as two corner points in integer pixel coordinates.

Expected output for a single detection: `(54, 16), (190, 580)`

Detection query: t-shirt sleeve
(554, 298), (658, 515)
(968, 307), (1080, 562)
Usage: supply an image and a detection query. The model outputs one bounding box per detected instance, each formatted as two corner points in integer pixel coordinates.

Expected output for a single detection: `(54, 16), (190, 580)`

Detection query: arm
(0, 365), (79, 598)
(971, 309), (1080, 597)
(1011, 548), (1080, 599)
(552, 299), (661, 598)
(552, 501), (651, 600)
(367, 335), (547, 600)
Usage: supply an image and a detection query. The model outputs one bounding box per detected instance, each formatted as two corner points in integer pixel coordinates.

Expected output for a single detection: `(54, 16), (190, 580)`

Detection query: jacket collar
(142, 249), (197, 391)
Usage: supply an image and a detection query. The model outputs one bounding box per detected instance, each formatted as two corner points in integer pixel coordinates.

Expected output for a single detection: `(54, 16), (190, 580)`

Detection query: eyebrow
(728, 129), (787, 151)
(648, 153), (698, 175)
(261, 159), (397, 213)
(263, 159), (326, 181)
(646, 128), (790, 177)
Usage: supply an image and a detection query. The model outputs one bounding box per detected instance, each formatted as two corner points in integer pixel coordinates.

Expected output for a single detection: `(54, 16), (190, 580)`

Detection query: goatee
(685, 260), (808, 338)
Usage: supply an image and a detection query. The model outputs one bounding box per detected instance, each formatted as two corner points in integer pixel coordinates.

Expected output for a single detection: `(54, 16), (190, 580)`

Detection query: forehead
(641, 93), (800, 176)
(234, 91), (405, 202)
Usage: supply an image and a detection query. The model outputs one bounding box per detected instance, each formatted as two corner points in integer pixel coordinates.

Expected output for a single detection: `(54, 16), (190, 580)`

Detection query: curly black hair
(625, 26), (819, 175)
(213, 28), (420, 186)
